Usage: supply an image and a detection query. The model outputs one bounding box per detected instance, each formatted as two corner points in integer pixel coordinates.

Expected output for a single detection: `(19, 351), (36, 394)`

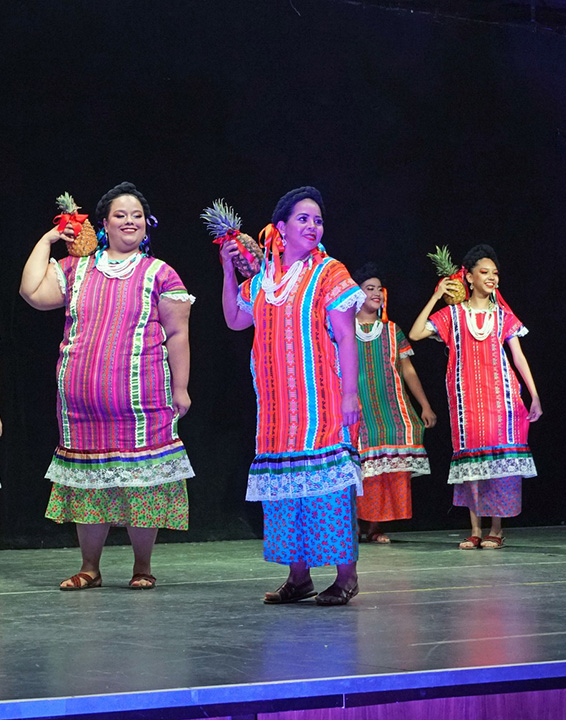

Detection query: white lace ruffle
(362, 456), (430, 478)
(160, 291), (196, 304)
(246, 458), (363, 501)
(236, 293), (254, 316)
(425, 320), (444, 342)
(332, 288), (367, 314)
(510, 326), (528, 339)
(399, 348), (414, 359)
(50, 258), (67, 297)
(45, 455), (195, 489)
(448, 456), (537, 484)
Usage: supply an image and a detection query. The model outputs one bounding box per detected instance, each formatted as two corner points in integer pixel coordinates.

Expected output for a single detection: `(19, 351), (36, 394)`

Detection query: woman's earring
(139, 235), (150, 255)
(281, 233), (287, 247)
(97, 228), (109, 250)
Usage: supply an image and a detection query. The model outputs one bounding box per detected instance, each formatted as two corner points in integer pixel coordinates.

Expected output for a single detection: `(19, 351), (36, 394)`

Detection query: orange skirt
(356, 471), (412, 522)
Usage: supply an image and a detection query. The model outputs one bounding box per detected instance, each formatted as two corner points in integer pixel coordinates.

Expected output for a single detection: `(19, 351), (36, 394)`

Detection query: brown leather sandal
(264, 579), (317, 604)
(129, 573), (156, 589)
(315, 581), (359, 606)
(60, 572), (102, 591)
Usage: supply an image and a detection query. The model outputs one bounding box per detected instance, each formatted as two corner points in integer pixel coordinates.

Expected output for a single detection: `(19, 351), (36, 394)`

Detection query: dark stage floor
(2, 527), (566, 719)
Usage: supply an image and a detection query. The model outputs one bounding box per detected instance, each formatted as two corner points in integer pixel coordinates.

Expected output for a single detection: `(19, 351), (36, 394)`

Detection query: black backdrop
(0, 0), (564, 548)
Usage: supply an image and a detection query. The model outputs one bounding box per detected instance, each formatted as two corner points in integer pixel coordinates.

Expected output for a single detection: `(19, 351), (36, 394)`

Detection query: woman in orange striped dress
(410, 244), (542, 549)
(353, 263), (436, 544)
(221, 187), (365, 605)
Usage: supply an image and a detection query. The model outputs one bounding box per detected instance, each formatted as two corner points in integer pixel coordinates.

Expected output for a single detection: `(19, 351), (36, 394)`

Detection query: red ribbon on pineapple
(53, 212), (88, 237)
(434, 266), (470, 300)
(213, 228), (257, 269)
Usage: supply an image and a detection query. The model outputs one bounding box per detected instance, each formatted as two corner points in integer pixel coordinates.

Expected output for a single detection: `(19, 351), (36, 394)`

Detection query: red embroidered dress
(427, 303), (536, 484)
(238, 251), (365, 501)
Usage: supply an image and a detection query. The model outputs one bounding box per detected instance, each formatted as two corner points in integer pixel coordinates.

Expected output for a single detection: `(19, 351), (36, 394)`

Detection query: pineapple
(54, 192), (98, 257)
(201, 199), (263, 278)
(427, 245), (467, 305)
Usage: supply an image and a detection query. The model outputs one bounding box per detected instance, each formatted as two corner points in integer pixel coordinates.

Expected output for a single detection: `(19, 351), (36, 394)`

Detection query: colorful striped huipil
(238, 251), (365, 502)
(356, 321), (430, 522)
(427, 304), (536, 486)
(45, 255), (194, 518)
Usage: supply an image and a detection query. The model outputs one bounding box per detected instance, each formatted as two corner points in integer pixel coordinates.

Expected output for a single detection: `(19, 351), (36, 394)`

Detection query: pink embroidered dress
(237, 249), (365, 502)
(427, 303), (536, 488)
(45, 253), (194, 528)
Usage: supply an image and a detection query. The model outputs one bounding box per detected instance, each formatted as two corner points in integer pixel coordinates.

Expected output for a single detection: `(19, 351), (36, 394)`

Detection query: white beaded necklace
(464, 300), (495, 341)
(95, 250), (142, 280)
(355, 318), (384, 342)
(262, 260), (305, 306)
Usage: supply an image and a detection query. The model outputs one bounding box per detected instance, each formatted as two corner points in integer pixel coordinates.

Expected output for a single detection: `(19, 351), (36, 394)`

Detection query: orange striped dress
(238, 251), (365, 502)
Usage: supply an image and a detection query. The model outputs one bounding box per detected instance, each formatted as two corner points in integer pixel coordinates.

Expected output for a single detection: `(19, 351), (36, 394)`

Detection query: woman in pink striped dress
(410, 244), (542, 549)
(20, 182), (194, 589)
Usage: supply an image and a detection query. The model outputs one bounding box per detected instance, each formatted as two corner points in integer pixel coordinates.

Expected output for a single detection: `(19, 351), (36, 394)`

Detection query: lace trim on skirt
(246, 444), (363, 501)
(46, 440), (195, 488)
(448, 451), (537, 484)
(362, 454), (431, 478)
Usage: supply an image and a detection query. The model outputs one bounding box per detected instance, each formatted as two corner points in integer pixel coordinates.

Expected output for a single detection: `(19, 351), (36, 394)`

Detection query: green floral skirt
(45, 480), (189, 530)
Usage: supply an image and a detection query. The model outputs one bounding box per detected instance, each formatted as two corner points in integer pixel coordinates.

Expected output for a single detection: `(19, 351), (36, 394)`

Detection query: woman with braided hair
(221, 186), (365, 605)
(20, 182), (194, 588)
(409, 244), (542, 549)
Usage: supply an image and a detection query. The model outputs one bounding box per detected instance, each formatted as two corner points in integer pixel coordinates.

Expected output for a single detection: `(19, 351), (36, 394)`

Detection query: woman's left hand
(421, 406), (437, 428)
(173, 389), (192, 418)
(527, 397), (542, 422)
(342, 392), (360, 427)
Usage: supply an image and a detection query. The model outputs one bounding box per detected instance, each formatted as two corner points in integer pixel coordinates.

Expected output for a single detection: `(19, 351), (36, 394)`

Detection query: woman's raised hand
(434, 277), (459, 301)
(219, 239), (240, 274)
(42, 223), (76, 246)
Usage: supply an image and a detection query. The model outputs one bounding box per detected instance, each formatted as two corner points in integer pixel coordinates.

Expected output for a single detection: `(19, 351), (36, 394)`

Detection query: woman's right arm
(220, 239), (253, 330)
(20, 228), (69, 310)
(409, 278), (457, 341)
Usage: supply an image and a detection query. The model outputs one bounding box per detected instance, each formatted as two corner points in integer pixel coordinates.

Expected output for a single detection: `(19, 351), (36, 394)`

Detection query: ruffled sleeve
(428, 305), (453, 345)
(396, 324), (415, 358)
(49, 257), (67, 297)
(502, 308), (528, 340)
(236, 276), (254, 316)
(157, 263), (195, 304)
(322, 260), (366, 313)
